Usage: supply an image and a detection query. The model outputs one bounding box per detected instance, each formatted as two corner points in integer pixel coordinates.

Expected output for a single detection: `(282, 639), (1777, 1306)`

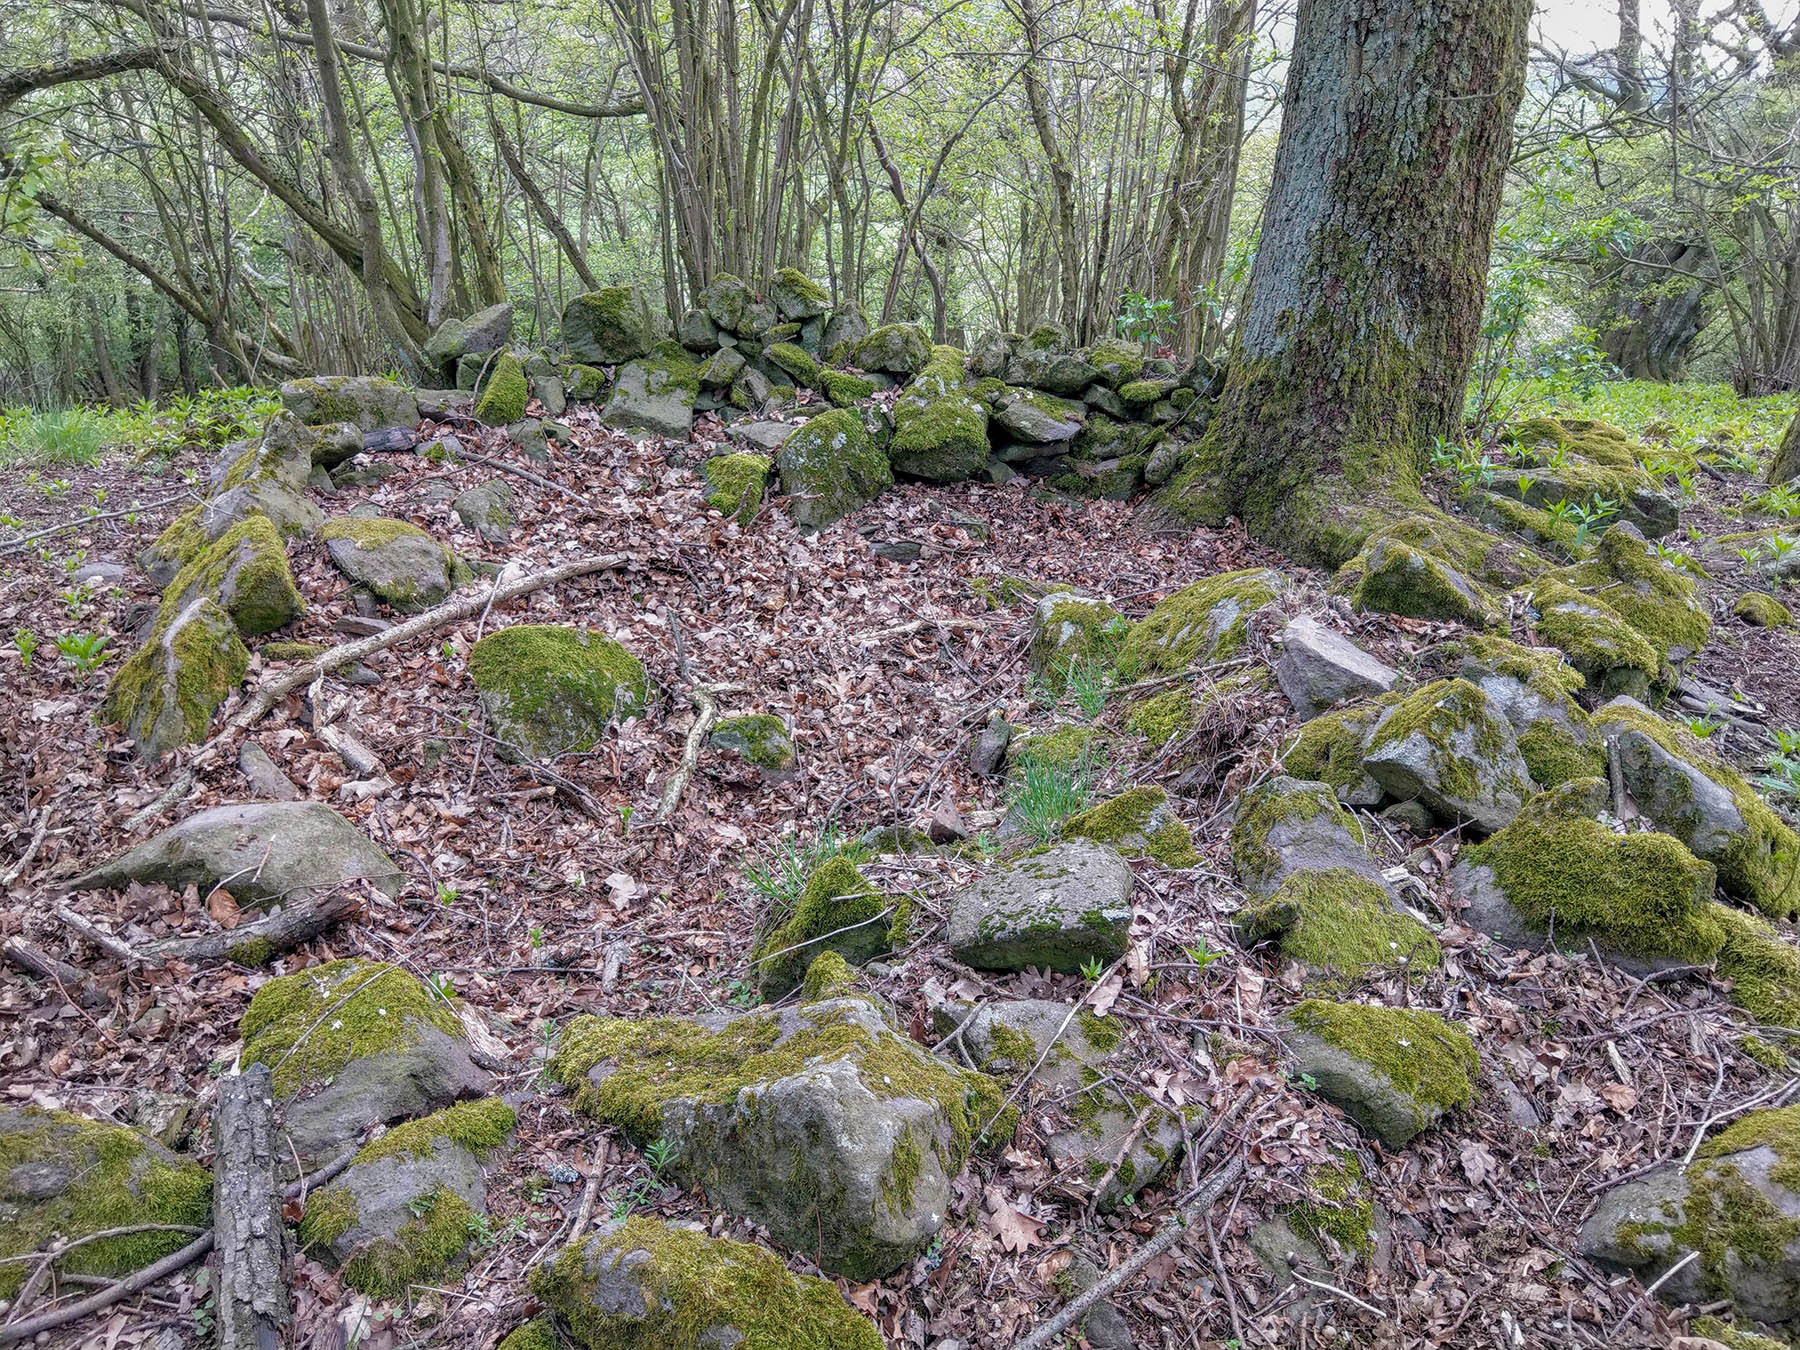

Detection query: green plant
(1680, 716), (1722, 740)
(643, 1138), (677, 1171)
(1182, 939), (1224, 970)
(13, 627), (37, 668)
(1115, 292), (1174, 346)
(1010, 750), (1093, 843)
(1570, 495), (1618, 546)
(1062, 656), (1111, 719)
(425, 971), (457, 1002)
(1079, 957), (1105, 981)
(0, 407), (107, 467)
(436, 883), (460, 906)
(53, 631), (108, 673)
(742, 822), (870, 909)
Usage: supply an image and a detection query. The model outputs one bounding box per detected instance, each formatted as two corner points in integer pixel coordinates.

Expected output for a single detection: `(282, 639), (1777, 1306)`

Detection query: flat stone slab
(947, 840), (1134, 972)
(1276, 616), (1398, 718)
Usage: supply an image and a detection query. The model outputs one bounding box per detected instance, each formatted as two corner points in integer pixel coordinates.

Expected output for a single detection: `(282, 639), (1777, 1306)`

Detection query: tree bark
(1152, 0), (1532, 566)
(1769, 410), (1800, 485)
(212, 1064), (289, 1350)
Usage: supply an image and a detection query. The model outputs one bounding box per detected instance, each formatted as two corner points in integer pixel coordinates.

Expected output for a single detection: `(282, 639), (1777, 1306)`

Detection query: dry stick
(566, 1141), (611, 1249)
(50, 904), (140, 964)
(124, 554), (630, 830)
(454, 447), (595, 507)
(1603, 1249), (1700, 1343)
(3, 937), (107, 1007)
(213, 1064), (288, 1349)
(1289, 1268), (1386, 1318)
(2, 808), (52, 887)
(0, 491), (193, 557)
(0, 1231), (214, 1344)
(652, 682), (747, 823)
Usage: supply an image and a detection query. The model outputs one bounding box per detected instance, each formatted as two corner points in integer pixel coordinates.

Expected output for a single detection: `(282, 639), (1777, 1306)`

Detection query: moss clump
(1085, 337), (1144, 387)
(1116, 569), (1282, 677)
(352, 1097), (516, 1168)
(1508, 416), (1644, 469)
(1736, 591), (1793, 628)
(775, 406), (892, 529)
(318, 515), (434, 552)
(1471, 490), (1583, 555)
(259, 641), (329, 661)
(161, 516), (303, 637)
(1237, 867), (1441, 987)
(1030, 595), (1132, 690)
(497, 1319), (558, 1350)
(702, 452), (772, 526)
(475, 352), (529, 424)
(799, 950), (858, 1002)
(853, 324), (931, 374)
(1126, 688), (1198, 745)
(1062, 786), (1198, 867)
(890, 389), (990, 482)
(1283, 696), (1401, 799)
(1349, 537), (1494, 626)
(1229, 777), (1362, 894)
(710, 713), (794, 770)
(240, 958), (462, 1099)
(1548, 525), (1712, 658)
(341, 1184), (477, 1299)
(1117, 379), (1167, 408)
(224, 935), (276, 966)
(1290, 1156), (1378, 1258)
(1011, 723), (1099, 775)
(1689, 1316), (1790, 1350)
(530, 1217), (885, 1350)
(1464, 784), (1725, 963)
(104, 597), (250, 757)
(765, 342), (820, 386)
(820, 370), (876, 407)
(1516, 721), (1607, 788)
(1455, 633), (1584, 694)
(0, 1110), (213, 1298)
(1364, 678), (1523, 804)
(1528, 578), (1662, 694)
(1290, 999), (1478, 1114)
(1714, 906), (1800, 1028)
(751, 856), (889, 998)
(469, 625), (650, 757)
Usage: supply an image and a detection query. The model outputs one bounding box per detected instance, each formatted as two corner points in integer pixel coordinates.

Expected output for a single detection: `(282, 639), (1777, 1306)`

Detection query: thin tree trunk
(213, 1064), (289, 1350)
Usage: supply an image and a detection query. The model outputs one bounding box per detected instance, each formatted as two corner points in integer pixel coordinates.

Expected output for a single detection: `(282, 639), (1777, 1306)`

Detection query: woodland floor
(3, 395), (1799, 1349)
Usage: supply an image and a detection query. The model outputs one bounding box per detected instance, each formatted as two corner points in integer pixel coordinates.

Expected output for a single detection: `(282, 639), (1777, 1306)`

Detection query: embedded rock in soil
(946, 839), (1134, 973)
(0, 1107), (213, 1298)
(238, 741), (301, 800)
(102, 597), (248, 758)
(548, 995), (1011, 1280)
(1282, 999), (1478, 1148)
(775, 407), (893, 530)
(1062, 786), (1197, 867)
(1347, 535), (1495, 626)
(889, 387), (990, 482)
(240, 959), (492, 1165)
(1028, 591), (1130, 690)
(469, 625), (649, 759)
(1360, 679), (1531, 833)
(707, 712), (796, 780)
(1116, 568), (1284, 678)
(1595, 698), (1800, 920)
(530, 1217), (885, 1350)
(1229, 776), (1384, 898)
(1282, 699), (1403, 807)
(726, 420), (797, 452)
(600, 341), (699, 440)
(208, 412), (317, 492)
(69, 800), (403, 907)
(280, 375), (418, 432)
(1453, 635), (1602, 788)
(750, 856), (889, 998)
(561, 284), (668, 365)
(319, 517), (454, 613)
(1547, 522), (1712, 663)
(1235, 867), (1440, 989)
(298, 1098), (515, 1298)
(1578, 1104), (1800, 1327)
(452, 479), (516, 545)
(1275, 615), (1399, 718)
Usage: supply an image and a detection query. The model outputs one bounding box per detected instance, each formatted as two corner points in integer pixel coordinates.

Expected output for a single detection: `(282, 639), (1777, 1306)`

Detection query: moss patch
(702, 452), (772, 526)
(820, 370), (876, 407)
(1290, 999), (1478, 1113)
(352, 1097), (516, 1168)
(1283, 695), (1402, 799)
(1229, 777), (1362, 894)
(1126, 688), (1198, 745)
(1031, 595), (1132, 690)
(709, 713), (794, 769)
(800, 950), (858, 1001)
(469, 625), (650, 757)
(1238, 867), (1441, 987)
(103, 597), (250, 757)
(1290, 1155), (1378, 1258)
(1117, 569), (1281, 677)
(1528, 579), (1662, 695)
(1736, 591), (1794, 627)
(751, 856), (889, 998)
(1062, 786), (1198, 867)
(160, 515), (303, 637)
(475, 352), (529, 424)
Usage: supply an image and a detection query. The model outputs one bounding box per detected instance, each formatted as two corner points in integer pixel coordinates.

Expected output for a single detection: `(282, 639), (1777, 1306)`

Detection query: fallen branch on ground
(454, 447), (594, 506)
(0, 492), (194, 557)
(3, 937), (107, 1007)
(652, 682), (747, 823)
(142, 889), (363, 963)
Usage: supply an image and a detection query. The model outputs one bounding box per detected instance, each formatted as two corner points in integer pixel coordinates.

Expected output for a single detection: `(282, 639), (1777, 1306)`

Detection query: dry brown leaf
(206, 888), (241, 929)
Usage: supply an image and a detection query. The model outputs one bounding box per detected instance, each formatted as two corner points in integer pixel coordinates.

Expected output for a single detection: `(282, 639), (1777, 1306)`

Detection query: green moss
(0, 1110), (213, 1298)
(1365, 678), (1518, 803)
(1456, 634), (1585, 695)
(702, 453), (772, 526)
(1062, 786), (1197, 867)
(1548, 526), (1712, 658)
(240, 958), (462, 1099)
(1116, 569), (1281, 678)
(891, 380), (989, 481)
(1471, 491), (1583, 554)
(352, 1098), (516, 1168)
(1689, 1316), (1790, 1350)
(318, 515), (434, 551)
(1126, 688), (1197, 745)
(820, 370), (876, 407)
(224, 935), (276, 966)
(497, 1319), (558, 1350)
(751, 857), (889, 997)
(475, 352), (529, 424)
(1529, 578), (1662, 693)
(799, 950), (858, 1001)
(1349, 537), (1494, 626)
(1012, 724), (1099, 776)
(1290, 999), (1477, 1113)
(1229, 778), (1362, 894)
(853, 324), (931, 374)
(161, 516), (303, 637)
(469, 625), (650, 757)
(1508, 416), (1645, 469)
(775, 406), (892, 528)
(1290, 1156), (1378, 1258)
(1031, 595), (1132, 690)
(1740, 1034), (1792, 1072)
(1464, 785), (1725, 963)
(297, 1183), (358, 1250)
(765, 342), (820, 386)
(1714, 906), (1800, 1028)
(1517, 721), (1607, 788)
(1118, 379), (1167, 408)
(259, 641), (329, 661)
(883, 1125), (924, 1214)
(104, 598), (250, 755)
(1076, 1009), (1122, 1053)
(1084, 337), (1144, 387)
(144, 503), (215, 576)
(1237, 868), (1441, 986)
(341, 1184), (476, 1298)
(1283, 696), (1401, 798)
(529, 1217), (885, 1350)
(1736, 591), (1793, 627)
(710, 713), (794, 769)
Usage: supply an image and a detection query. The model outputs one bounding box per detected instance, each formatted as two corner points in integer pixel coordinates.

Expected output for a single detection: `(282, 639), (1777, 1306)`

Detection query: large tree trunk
(1769, 410), (1800, 485)
(1597, 240), (1711, 382)
(1153, 0), (1531, 566)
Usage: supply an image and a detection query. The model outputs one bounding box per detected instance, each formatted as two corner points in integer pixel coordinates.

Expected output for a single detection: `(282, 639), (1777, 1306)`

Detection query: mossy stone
(702, 452), (772, 526)
(561, 284), (668, 364)
(104, 597), (249, 758)
(709, 712), (794, 771)
(1737, 590), (1793, 628)
(473, 352), (530, 424)
(160, 515), (303, 637)
(1286, 999), (1478, 1147)
(820, 369), (877, 407)
(1028, 592), (1131, 690)
(775, 407), (893, 529)
(1237, 867), (1440, 988)
(853, 324), (932, 374)
(470, 625), (650, 758)
(319, 516), (454, 613)
(1062, 785), (1197, 867)
(1117, 568), (1284, 677)
(752, 856), (888, 998)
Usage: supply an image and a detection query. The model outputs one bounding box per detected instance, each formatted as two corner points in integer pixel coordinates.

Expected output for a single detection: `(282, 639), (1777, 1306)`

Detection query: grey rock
(206, 415), (313, 493)
(729, 365), (772, 410)
(330, 459), (402, 489)
(870, 539), (922, 563)
(452, 480), (516, 545)
(994, 388), (1085, 443)
(531, 375), (566, 417)
(698, 274), (758, 334)
(1458, 644), (1596, 780)
(423, 302), (514, 371)
(1083, 385), (1129, 420)
(676, 307), (720, 349)
(68, 801), (403, 906)
(1282, 1010), (1465, 1147)
(726, 420), (798, 452)
(561, 284), (669, 365)
(1007, 350), (1100, 397)
(822, 303), (870, 356)
(601, 350), (697, 439)
(71, 561), (127, 587)
(238, 742), (301, 801)
(1063, 1253), (1136, 1348)
(947, 840), (1134, 973)
(970, 713), (1013, 777)
(767, 270), (831, 320)
(1248, 1216), (1330, 1312)
(1141, 439), (1183, 486)
(141, 480), (323, 586)
(322, 519), (452, 613)
(1362, 680), (1531, 834)
(1276, 616), (1399, 718)
(1380, 799), (1435, 834)
(414, 388), (472, 420)
(279, 376), (418, 432)
(1598, 696), (1756, 874)
(1230, 776), (1385, 899)
(697, 346), (747, 389)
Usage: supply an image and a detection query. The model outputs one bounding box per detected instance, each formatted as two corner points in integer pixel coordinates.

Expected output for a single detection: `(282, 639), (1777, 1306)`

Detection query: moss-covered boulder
(1116, 568), (1284, 678)
(751, 856), (889, 998)
(1498, 416), (1678, 538)
(143, 478), (324, 586)
(160, 516), (303, 637)
(469, 625), (649, 758)
(103, 597), (248, 758)
(1283, 697), (1404, 806)
(69, 800), (402, 909)
(549, 996), (1011, 1280)
(1237, 867), (1441, 989)
(1028, 591), (1131, 690)
(1230, 776), (1383, 898)
(1275, 615), (1399, 719)
(700, 451), (772, 526)
(422, 301), (514, 376)
(1527, 577), (1662, 699)
(707, 712), (795, 777)
(885, 345), (987, 481)
(1063, 786), (1197, 867)
(1546, 522), (1711, 662)
(765, 340), (820, 387)
(946, 839), (1134, 972)
(1450, 778), (1725, 973)
(561, 284), (668, 365)
(1083, 337), (1145, 389)
(1345, 533), (1496, 626)
(298, 1098), (515, 1298)
(1453, 635), (1603, 788)
(532, 1217), (884, 1349)
(823, 303), (871, 358)
(473, 351), (529, 424)
(241, 959), (492, 1164)
(1284, 1000), (1476, 1147)
(208, 412), (318, 491)
(820, 369), (876, 407)
(1360, 679), (1532, 833)
(280, 375), (418, 431)
(775, 406), (893, 529)
(1595, 699), (1800, 919)
(696, 345), (746, 391)
(1738, 591), (1794, 627)
(319, 516), (454, 613)
(0, 1108), (213, 1298)
(600, 340), (699, 440)
(766, 267), (832, 321)
(853, 323), (931, 375)
(1007, 346), (1099, 396)
(994, 387), (1086, 444)
(1578, 1104), (1800, 1326)
(452, 479), (516, 545)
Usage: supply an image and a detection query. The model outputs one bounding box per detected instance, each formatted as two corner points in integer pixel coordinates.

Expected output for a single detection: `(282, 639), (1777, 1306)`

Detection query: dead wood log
(3, 937), (108, 1007)
(213, 1064), (289, 1350)
(143, 889), (361, 964)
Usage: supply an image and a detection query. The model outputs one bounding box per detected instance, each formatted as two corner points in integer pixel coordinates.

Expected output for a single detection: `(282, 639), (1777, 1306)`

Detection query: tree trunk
(212, 1064), (289, 1350)
(1153, 0), (1532, 566)
(1769, 410), (1800, 485)
(1597, 240), (1711, 382)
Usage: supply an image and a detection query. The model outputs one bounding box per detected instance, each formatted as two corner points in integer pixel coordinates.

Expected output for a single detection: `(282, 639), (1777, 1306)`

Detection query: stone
(1083, 337), (1146, 389)
(530, 1218), (884, 1349)
(280, 376), (418, 432)
(970, 712), (1014, 777)
(238, 741), (300, 801)
(474, 352), (530, 424)
(1062, 786), (1197, 867)
(423, 302), (514, 374)
(600, 341), (699, 439)
(452, 480), (516, 544)
(548, 994), (1011, 1280)
(561, 284), (668, 365)
(707, 713), (796, 778)
(1283, 999), (1478, 1148)
(822, 302), (870, 356)
(994, 387), (1086, 443)
(1528, 578), (1660, 699)
(299, 1098), (514, 1297)
(140, 480), (324, 591)
(1061, 1253), (1137, 1348)
(1275, 616), (1399, 718)
(1007, 349), (1100, 396)
(853, 323), (931, 374)
(415, 388), (473, 419)
(1117, 569), (1284, 677)
(70, 560), (127, 586)
(69, 801), (403, 906)
(1348, 535), (1495, 627)
(702, 452), (772, 525)
(330, 459), (402, 489)
(1360, 680), (1532, 833)
(696, 345), (746, 389)
(207, 414), (314, 492)
(1235, 867), (1440, 988)
(1454, 635), (1602, 788)
(729, 364), (772, 410)
(1028, 591), (1130, 689)
(946, 840), (1134, 973)
(767, 267), (831, 320)
(890, 382), (990, 481)
(1578, 1104), (1800, 1327)
(0, 1108), (213, 1298)
(697, 273), (758, 335)
(531, 375), (565, 417)
(469, 625), (650, 757)
(1229, 776), (1385, 898)
(776, 407), (893, 529)
(726, 419), (798, 452)
(675, 307), (719, 349)
(239, 958), (491, 1164)
(751, 856), (888, 997)
(319, 517), (454, 613)
(158, 515), (303, 637)
(102, 598), (248, 758)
